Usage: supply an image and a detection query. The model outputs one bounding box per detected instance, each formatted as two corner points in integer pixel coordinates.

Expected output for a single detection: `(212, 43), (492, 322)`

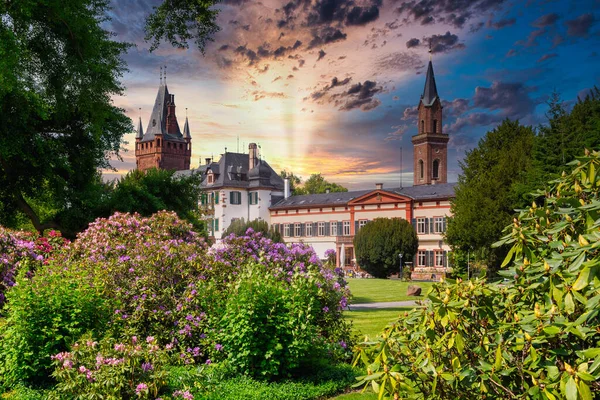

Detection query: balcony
(335, 235), (354, 245)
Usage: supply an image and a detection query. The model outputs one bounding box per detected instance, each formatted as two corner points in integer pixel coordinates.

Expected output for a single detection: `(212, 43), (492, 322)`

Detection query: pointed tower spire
(183, 110), (191, 139)
(136, 115), (144, 139)
(421, 58), (439, 107)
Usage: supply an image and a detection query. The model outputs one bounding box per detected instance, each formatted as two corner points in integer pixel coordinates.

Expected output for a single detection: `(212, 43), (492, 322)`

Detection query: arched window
(419, 159), (424, 179)
(433, 159), (440, 180)
(421, 120), (424, 133)
(433, 119), (438, 133)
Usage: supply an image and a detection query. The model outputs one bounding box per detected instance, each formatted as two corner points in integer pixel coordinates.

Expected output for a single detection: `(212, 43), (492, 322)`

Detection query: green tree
(108, 168), (204, 233)
(354, 218), (418, 279)
(302, 174), (348, 195)
(446, 119), (535, 277)
(0, 0), (131, 235)
(223, 218), (283, 242)
(280, 170), (305, 195)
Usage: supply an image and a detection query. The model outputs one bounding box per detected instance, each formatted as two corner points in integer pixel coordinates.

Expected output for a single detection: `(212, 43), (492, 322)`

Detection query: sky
(104, 0), (600, 190)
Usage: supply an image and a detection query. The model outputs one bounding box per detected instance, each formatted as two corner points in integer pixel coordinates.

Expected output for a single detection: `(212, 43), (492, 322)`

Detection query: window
(305, 223), (313, 237)
(358, 220), (368, 231)
(230, 191), (242, 205)
(421, 120), (424, 133)
(318, 222), (325, 236)
(249, 192), (258, 205)
(200, 193), (207, 205)
(434, 217), (445, 233)
(207, 173), (214, 184)
(330, 222), (338, 236)
(294, 223), (302, 237)
(419, 160), (424, 179)
(343, 221), (350, 236)
(284, 224), (291, 237)
(416, 218), (426, 234)
(433, 159), (440, 180)
(418, 251), (427, 267)
(433, 119), (438, 133)
(435, 251), (444, 267)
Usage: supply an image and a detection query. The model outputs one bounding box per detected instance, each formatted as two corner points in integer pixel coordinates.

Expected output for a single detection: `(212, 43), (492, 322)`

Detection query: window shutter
(214, 218), (219, 231)
(255, 192), (259, 204)
(430, 219), (435, 234)
(215, 192), (219, 204)
(411, 218), (416, 230)
(325, 222), (330, 235)
(229, 192), (234, 204)
(301, 224), (305, 237)
(313, 222), (317, 235)
(428, 251), (433, 267)
(354, 221), (359, 234)
(338, 222), (343, 235)
(443, 251), (447, 268)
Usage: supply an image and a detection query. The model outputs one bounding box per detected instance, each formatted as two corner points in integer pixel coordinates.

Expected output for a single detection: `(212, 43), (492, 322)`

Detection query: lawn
(345, 307), (410, 339)
(347, 278), (433, 304)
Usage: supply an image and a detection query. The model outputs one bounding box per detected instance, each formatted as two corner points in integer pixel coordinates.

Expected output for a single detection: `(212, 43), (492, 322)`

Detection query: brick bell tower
(412, 53), (449, 186)
(135, 66), (192, 172)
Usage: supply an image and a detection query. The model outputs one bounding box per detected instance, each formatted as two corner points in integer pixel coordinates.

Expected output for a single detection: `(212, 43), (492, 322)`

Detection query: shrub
(223, 218), (283, 242)
(50, 334), (172, 399)
(0, 266), (112, 389)
(352, 150), (600, 399)
(353, 218), (418, 278)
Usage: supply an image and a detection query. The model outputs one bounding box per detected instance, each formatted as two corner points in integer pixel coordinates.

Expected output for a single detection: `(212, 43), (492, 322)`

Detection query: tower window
(433, 119), (438, 133)
(433, 159), (440, 180)
(421, 120), (424, 133)
(419, 159), (424, 179)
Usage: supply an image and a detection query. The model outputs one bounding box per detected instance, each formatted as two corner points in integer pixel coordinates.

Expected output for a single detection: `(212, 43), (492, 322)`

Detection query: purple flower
(136, 383), (148, 396)
(322, 306), (329, 312)
(141, 362), (153, 372)
(215, 343), (223, 351)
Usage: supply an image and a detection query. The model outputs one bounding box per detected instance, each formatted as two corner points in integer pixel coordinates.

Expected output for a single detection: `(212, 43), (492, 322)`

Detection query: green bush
(0, 267), (112, 389)
(223, 218), (283, 242)
(354, 218), (418, 278)
(353, 150), (600, 399)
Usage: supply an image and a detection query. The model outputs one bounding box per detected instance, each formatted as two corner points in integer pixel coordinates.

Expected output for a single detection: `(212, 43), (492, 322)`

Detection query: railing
(335, 236), (354, 245)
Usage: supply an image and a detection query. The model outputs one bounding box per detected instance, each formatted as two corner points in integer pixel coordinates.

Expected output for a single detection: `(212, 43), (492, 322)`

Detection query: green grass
(344, 307), (410, 339)
(330, 391), (377, 399)
(347, 278), (433, 304)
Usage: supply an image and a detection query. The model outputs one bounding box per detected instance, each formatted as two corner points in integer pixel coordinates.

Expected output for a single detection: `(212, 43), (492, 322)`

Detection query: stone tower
(135, 76), (191, 171)
(412, 58), (449, 185)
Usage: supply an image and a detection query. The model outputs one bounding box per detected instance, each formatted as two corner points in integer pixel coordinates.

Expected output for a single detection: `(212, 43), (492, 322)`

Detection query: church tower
(135, 69), (192, 171)
(412, 56), (449, 185)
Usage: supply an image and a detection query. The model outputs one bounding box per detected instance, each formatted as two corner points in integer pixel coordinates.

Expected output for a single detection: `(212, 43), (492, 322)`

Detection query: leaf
(455, 332), (464, 354)
(543, 326), (561, 336)
(494, 344), (503, 371)
(578, 380), (593, 400)
(501, 245), (516, 268)
(565, 292), (575, 314)
(573, 266), (591, 291)
(565, 376), (577, 400)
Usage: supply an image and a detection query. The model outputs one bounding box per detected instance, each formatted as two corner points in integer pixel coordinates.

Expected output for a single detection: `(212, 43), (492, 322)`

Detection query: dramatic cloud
(473, 81), (537, 119)
(406, 38), (420, 48)
(532, 13), (559, 28)
(375, 52), (422, 72)
(565, 13), (596, 37)
(402, 105), (419, 122)
(336, 81), (383, 111)
(307, 27), (348, 49)
(385, 125), (408, 141)
(305, 0), (382, 27)
(425, 32), (465, 53)
(310, 76), (352, 100)
(395, 0), (506, 29)
(442, 98), (469, 117)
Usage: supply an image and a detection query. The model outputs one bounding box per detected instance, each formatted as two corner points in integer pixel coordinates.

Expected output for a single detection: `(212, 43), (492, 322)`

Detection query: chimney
(205, 157), (211, 165)
(284, 178), (290, 199)
(249, 143), (258, 170)
(325, 188), (330, 194)
(375, 183), (383, 190)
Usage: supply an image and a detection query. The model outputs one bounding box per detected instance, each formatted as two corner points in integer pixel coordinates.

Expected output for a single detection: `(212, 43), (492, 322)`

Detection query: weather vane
(429, 43), (432, 61)
(164, 65), (167, 84)
(159, 66), (162, 84)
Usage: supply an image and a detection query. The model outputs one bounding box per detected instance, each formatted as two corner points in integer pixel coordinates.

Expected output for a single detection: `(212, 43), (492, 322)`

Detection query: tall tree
(280, 170), (305, 195)
(0, 0), (131, 235)
(302, 174), (348, 194)
(445, 120), (535, 277)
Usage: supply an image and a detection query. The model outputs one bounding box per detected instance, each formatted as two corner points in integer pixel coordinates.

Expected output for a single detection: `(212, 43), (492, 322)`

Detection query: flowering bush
(51, 334), (172, 399)
(0, 228), (67, 311)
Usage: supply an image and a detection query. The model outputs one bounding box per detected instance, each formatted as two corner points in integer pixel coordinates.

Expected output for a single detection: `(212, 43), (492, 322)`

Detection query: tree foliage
(223, 218), (283, 243)
(0, 0), (131, 235)
(354, 218), (418, 279)
(107, 168), (204, 233)
(280, 170), (304, 196)
(302, 174), (348, 195)
(353, 149), (600, 399)
(446, 120), (536, 276)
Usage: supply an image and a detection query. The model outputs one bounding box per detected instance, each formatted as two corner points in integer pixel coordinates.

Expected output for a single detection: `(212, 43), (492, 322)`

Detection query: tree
(0, 0), (131, 235)
(446, 119), (535, 277)
(354, 218), (418, 279)
(303, 174), (348, 194)
(223, 218), (283, 243)
(280, 170), (305, 195)
(107, 168), (204, 233)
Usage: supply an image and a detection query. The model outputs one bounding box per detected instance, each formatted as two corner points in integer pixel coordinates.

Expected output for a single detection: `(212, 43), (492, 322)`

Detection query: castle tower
(412, 57), (449, 185)
(135, 71), (192, 171)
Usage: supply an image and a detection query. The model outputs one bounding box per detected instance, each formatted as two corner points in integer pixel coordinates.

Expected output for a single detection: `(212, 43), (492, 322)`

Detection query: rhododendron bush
(0, 211), (351, 391)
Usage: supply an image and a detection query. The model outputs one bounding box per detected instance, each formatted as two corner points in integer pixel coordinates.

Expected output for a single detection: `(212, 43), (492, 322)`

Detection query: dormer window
(207, 172), (214, 184)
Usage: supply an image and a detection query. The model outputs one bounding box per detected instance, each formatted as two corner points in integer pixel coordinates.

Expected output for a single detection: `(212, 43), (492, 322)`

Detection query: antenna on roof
(159, 66), (163, 84)
(138, 107), (141, 118)
(225, 147), (227, 153)
(428, 42), (432, 61)
(185, 107), (188, 117)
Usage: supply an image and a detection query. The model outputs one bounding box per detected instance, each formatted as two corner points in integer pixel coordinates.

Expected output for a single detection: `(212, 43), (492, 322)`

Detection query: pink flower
(136, 383), (148, 396)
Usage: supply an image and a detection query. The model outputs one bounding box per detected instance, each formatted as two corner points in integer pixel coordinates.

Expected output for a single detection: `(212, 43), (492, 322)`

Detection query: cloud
(250, 90), (288, 101)
(307, 27), (348, 49)
(310, 76), (352, 100)
(385, 125), (408, 141)
(324, 80), (384, 111)
(537, 53), (557, 63)
(565, 13), (596, 37)
(488, 17), (516, 29)
(406, 38), (420, 48)
(473, 81), (537, 119)
(442, 98), (469, 117)
(375, 51), (422, 72)
(402, 105), (419, 122)
(532, 13), (559, 28)
(305, 0), (382, 27)
(446, 112), (502, 135)
(346, 4), (380, 26)
(395, 0), (506, 29)
(425, 31), (465, 53)
(317, 49), (327, 61)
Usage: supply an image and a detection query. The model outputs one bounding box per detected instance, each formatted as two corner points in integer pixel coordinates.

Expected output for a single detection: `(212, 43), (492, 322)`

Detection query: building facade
(198, 143), (285, 239)
(135, 78), (192, 171)
(268, 58), (454, 280)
